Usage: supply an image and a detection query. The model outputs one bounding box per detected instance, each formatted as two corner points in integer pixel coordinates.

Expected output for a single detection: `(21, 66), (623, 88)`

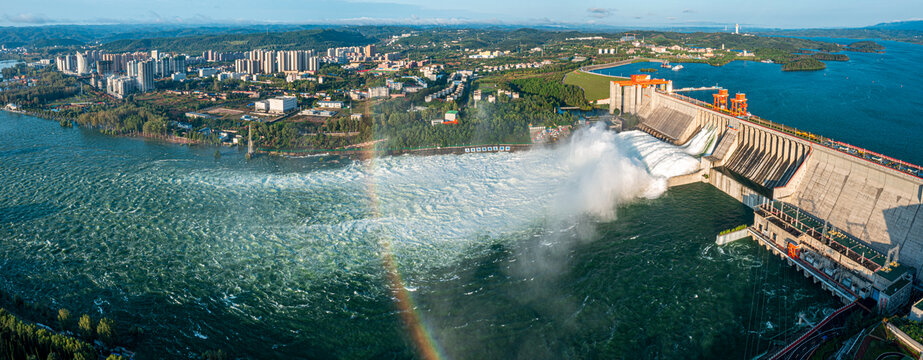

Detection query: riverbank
(259, 143), (535, 158)
(3, 108), (206, 146)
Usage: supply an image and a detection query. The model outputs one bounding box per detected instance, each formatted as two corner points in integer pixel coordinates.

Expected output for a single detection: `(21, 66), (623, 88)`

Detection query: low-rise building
(369, 86), (390, 98)
(444, 110), (458, 124)
(316, 100), (346, 109)
(198, 67), (219, 78)
(300, 109), (337, 117)
(268, 96), (297, 113)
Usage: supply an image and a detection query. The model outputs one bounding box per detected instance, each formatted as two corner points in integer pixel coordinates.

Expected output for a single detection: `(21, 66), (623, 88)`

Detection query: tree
(202, 349), (228, 360)
(78, 314), (93, 338)
(97, 318), (115, 344)
(57, 309), (71, 330)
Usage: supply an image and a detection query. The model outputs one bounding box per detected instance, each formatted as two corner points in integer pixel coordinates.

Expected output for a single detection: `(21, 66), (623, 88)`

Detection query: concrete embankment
(715, 228), (749, 245)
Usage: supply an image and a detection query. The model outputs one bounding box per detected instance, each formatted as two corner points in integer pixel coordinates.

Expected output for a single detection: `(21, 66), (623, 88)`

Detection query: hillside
(100, 28), (375, 52)
(762, 20), (923, 45)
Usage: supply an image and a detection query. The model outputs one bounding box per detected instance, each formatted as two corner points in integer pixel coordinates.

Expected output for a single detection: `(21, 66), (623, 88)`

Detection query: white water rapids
(179, 124), (710, 274)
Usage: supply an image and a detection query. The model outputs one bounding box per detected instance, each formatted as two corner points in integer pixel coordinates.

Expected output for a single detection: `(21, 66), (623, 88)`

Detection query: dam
(610, 75), (923, 315)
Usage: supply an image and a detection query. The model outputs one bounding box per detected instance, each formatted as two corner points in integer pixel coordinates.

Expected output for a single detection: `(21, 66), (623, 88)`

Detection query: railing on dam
(659, 91), (923, 180)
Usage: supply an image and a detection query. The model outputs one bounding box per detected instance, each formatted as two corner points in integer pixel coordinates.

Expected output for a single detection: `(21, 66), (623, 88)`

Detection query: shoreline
(2, 108), (206, 145)
(3, 109), (541, 158)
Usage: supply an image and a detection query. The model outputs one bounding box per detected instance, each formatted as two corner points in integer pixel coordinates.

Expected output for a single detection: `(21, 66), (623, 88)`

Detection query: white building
(267, 96), (297, 113)
(316, 100), (345, 109)
(75, 52), (89, 75)
(198, 67), (219, 78)
(368, 86), (390, 98)
(127, 59), (155, 92)
(106, 75), (136, 99)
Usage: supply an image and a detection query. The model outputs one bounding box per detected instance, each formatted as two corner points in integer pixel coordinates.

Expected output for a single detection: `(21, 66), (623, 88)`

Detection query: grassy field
(562, 70), (625, 101)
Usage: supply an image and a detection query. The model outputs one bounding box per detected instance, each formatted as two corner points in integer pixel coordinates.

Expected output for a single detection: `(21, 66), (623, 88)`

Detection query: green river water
(0, 110), (839, 359)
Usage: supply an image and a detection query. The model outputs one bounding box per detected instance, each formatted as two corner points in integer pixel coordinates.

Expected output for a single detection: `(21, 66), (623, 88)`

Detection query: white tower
(735, 24), (740, 34)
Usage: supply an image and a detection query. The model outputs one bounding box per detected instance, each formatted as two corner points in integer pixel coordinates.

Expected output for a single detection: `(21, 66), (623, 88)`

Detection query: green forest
(847, 41), (886, 53)
(0, 66), (79, 107)
(781, 57), (826, 71)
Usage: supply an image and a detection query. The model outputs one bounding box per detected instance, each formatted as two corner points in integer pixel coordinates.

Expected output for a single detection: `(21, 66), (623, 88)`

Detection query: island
(846, 40), (887, 53)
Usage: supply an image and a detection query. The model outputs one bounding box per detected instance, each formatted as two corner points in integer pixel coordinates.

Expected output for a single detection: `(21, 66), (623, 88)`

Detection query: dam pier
(609, 74), (923, 315)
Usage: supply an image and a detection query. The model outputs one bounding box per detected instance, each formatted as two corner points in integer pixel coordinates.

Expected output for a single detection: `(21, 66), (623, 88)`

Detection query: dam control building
(609, 74), (923, 314)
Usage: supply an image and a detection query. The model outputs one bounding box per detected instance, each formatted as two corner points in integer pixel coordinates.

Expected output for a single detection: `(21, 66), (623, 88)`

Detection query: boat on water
(761, 59), (774, 64)
(672, 65), (684, 71)
(661, 61), (671, 68)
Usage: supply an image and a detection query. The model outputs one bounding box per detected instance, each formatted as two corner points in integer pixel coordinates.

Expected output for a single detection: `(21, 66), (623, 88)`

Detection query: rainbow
(361, 147), (445, 360)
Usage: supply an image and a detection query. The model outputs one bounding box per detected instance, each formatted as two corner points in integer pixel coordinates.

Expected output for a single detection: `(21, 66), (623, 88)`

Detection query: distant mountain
(759, 20), (923, 45)
(0, 24), (336, 49)
(100, 28), (376, 53)
(866, 20), (923, 31)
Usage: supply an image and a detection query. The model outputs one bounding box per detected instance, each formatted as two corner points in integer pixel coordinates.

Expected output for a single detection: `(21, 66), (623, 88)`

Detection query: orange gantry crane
(713, 89), (729, 111)
(730, 93), (748, 116)
(712, 89), (748, 117)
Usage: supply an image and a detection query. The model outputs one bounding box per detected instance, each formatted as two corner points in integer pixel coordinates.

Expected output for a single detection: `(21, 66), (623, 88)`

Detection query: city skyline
(2, 0), (921, 28)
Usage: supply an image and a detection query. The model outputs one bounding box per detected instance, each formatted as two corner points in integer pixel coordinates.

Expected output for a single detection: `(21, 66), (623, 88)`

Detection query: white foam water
(172, 124), (704, 274)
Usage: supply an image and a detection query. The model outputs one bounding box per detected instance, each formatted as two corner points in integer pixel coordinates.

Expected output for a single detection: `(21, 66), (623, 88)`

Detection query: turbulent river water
(0, 111), (840, 359)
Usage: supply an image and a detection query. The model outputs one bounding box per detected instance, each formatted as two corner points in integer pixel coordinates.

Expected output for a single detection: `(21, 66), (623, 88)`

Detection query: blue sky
(1, 0), (921, 28)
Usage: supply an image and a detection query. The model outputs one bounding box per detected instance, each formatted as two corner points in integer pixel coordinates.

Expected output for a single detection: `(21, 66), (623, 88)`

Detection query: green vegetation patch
(782, 57), (826, 71)
(847, 41), (886, 53)
(890, 317), (923, 344)
(562, 71), (622, 101)
(0, 308), (97, 360)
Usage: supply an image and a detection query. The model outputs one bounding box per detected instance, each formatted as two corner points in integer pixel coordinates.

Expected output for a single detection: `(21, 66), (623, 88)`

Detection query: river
(0, 110), (841, 359)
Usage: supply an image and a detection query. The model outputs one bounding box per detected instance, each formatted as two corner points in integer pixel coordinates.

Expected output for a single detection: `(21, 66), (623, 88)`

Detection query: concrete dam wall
(610, 84), (923, 281)
(789, 147), (923, 268)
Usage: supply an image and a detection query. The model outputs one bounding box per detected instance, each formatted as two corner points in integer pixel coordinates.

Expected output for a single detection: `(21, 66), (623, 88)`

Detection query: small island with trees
(846, 40), (886, 53)
(782, 57), (827, 71)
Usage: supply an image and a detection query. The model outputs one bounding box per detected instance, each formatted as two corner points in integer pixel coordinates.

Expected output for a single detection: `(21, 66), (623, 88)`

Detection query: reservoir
(592, 38), (923, 165)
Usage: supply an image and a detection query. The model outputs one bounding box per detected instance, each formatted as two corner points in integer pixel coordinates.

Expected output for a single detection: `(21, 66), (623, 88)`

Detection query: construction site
(609, 74), (923, 314)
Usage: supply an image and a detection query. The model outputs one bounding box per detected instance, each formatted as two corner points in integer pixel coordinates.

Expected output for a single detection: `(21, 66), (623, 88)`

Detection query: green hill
(101, 28), (374, 53)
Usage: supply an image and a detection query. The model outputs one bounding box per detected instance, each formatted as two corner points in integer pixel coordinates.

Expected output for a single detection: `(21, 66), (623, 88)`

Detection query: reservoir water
(0, 111), (841, 359)
(593, 38), (923, 165)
